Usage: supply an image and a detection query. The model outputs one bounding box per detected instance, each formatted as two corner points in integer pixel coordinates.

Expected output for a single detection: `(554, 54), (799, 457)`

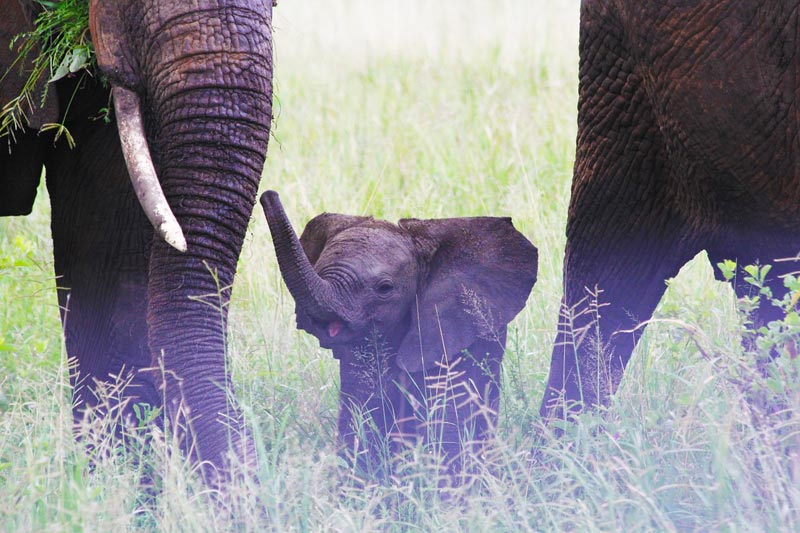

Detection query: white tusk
(112, 86), (187, 252)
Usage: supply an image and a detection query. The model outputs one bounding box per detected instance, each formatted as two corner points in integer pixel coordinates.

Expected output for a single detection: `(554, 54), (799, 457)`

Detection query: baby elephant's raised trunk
(260, 191), (346, 323)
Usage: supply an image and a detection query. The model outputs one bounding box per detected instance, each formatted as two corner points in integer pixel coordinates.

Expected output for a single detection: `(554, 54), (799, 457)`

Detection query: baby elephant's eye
(376, 280), (394, 297)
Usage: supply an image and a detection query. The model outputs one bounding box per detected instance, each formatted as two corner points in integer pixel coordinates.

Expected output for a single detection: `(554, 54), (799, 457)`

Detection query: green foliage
(718, 259), (800, 353)
(1, 0), (92, 144)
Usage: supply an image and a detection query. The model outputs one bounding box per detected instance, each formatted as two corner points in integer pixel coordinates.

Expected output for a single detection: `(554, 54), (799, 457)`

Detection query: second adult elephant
(541, 1), (800, 421)
(1, 1), (274, 482)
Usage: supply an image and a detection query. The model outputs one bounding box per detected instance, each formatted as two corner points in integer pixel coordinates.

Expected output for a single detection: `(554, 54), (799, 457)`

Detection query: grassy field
(2, 0), (800, 530)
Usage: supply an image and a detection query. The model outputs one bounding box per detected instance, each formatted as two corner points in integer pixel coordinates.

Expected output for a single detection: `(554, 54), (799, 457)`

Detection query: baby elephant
(260, 191), (537, 473)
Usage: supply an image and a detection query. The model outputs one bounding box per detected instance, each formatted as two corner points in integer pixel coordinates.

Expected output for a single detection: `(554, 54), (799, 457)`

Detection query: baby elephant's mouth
(316, 319), (352, 350)
(327, 320), (343, 338)
(295, 310), (353, 349)
(317, 321), (348, 351)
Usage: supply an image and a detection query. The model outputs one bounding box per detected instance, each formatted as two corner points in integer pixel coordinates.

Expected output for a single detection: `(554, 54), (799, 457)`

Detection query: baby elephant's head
(260, 190), (537, 374)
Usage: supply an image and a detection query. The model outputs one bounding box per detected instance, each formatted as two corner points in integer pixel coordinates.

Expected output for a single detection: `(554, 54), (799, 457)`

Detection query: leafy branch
(1, 0), (93, 146)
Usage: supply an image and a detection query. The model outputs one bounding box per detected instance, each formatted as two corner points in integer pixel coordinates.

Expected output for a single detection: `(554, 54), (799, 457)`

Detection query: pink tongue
(328, 321), (342, 338)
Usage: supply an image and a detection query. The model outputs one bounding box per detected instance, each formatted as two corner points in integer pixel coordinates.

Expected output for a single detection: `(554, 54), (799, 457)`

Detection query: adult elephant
(540, 2), (800, 421)
(1, 1), (274, 483)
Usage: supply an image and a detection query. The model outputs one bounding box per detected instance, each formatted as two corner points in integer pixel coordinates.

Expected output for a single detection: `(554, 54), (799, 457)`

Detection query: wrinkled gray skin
(261, 191), (538, 473)
(1, 0), (274, 484)
(541, 1), (800, 424)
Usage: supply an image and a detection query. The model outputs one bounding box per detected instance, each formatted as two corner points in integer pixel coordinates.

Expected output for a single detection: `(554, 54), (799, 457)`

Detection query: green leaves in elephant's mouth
(1, 0), (97, 143)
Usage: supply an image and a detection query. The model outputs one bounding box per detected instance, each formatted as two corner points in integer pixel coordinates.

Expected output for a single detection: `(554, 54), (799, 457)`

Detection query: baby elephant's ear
(299, 213), (372, 264)
(396, 217), (537, 373)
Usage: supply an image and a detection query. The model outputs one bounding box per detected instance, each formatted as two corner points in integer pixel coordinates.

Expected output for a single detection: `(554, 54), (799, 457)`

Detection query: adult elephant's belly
(641, 13), (800, 232)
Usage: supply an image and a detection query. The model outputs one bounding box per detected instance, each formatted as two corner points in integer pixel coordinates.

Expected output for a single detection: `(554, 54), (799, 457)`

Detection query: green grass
(2, 0), (800, 530)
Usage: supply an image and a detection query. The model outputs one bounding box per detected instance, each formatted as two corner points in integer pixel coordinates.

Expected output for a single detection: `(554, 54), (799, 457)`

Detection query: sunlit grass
(1, 0), (799, 530)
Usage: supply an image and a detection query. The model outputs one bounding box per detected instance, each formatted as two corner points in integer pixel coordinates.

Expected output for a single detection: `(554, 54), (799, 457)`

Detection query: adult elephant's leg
(539, 4), (699, 422)
(542, 232), (695, 421)
(45, 81), (157, 431)
(140, 4), (274, 480)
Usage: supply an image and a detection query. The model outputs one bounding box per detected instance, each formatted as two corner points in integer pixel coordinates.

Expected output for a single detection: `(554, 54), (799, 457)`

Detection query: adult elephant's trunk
(94, 1), (276, 481)
(260, 191), (347, 322)
(153, 65), (269, 476)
